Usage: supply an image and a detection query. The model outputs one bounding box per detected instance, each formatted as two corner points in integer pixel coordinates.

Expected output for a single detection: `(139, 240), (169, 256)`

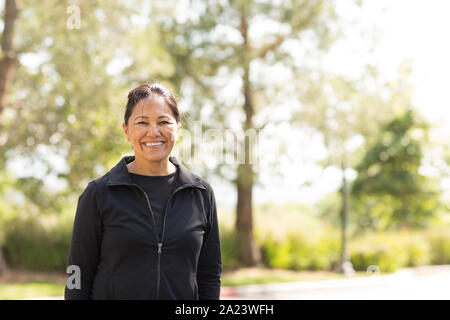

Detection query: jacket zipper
(138, 186), (162, 299)
(159, 185), (192, 256)
(109, 182), (204, 299)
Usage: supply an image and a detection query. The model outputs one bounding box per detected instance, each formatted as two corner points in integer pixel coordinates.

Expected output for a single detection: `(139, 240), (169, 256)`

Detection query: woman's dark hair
(124, 82), (180, 125)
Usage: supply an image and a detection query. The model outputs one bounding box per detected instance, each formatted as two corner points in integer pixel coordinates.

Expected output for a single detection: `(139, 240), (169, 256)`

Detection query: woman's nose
(146, 124), (161, 136)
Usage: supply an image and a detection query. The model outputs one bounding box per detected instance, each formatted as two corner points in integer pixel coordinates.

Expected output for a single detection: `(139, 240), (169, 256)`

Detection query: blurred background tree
(293, 62), (428, 274)
(0, 0), (170, 204)
(352, 109), (441, 230)
(151, 0), (342, 267)
(0, 0), (158, 271)
(0, 0), (448, 277)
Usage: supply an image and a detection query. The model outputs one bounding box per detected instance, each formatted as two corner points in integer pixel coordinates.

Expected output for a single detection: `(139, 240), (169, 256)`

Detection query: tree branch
(256, 34), (286, 59)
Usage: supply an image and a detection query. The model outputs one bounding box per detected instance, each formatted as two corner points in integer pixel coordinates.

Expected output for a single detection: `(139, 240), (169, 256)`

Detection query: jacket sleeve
(197, 185), (222, 300)
(65, 181), (102, 300)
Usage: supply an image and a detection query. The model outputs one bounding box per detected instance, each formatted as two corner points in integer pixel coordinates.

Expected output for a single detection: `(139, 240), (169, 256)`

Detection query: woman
(65, 83), (222, 300)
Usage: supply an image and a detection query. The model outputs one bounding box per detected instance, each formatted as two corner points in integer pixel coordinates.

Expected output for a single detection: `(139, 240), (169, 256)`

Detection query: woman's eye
(137, 121), (148, 125)
(160, 121), (170, 125)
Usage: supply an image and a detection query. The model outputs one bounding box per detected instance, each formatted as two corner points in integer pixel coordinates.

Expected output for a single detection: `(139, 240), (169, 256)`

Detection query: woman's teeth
(144, 142), (164, 146)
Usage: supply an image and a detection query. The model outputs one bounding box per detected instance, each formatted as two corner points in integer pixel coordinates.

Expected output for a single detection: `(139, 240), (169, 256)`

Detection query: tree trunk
(234, 6), (261, 267)
(0, 247), (7, 275)
(236, 163), (261, 266)
(0, 0), (21, 133)
(0, 0), (20, 275)
(338, 161), (354, 275)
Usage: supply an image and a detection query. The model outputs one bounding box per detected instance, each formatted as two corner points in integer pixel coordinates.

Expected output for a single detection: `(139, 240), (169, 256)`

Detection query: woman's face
(122, 95), (180, 164)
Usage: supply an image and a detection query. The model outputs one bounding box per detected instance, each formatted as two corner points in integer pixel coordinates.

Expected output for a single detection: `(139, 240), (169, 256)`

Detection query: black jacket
(65, 156), (222, 300)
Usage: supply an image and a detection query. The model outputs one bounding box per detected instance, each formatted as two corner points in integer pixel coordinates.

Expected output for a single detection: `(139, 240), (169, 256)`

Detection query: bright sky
(335, 0), (450, 126)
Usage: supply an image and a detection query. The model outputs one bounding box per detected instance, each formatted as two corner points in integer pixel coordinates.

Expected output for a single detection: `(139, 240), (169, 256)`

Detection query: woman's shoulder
(186, 171), (216, 202)
(80, 171), (111, 195)
(86, 157), (130, 189)
(181, 168), (212, 190)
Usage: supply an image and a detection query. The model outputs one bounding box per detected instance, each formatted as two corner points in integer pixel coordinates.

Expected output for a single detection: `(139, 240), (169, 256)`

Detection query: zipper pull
(157, 243), (162, 254)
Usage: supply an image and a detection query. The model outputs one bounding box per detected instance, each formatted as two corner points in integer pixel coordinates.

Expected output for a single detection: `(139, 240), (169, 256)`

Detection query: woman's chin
(138, 152), (169, 163)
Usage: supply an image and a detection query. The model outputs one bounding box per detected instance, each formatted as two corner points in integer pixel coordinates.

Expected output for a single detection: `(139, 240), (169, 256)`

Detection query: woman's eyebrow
(134, 115), (149, 120)
(134, 115), (172, 121)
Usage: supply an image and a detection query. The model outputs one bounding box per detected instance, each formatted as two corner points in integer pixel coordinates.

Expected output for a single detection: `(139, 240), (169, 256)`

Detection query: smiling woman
(65, 82), (222, 300)
(122, 84), (181, 176)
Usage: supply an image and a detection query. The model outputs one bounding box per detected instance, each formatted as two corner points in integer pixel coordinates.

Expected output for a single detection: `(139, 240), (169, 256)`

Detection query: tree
(294, 66), (410, 274)
(0, 0), (174, 271)
(0, 0), (166, 195)
(351, 109), (441, 229)
(152, 0), (340, 267)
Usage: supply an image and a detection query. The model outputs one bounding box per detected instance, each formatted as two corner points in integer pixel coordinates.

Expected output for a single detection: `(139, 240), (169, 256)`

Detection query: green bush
(259, 233), (291, 269)
(426, 227), (450, 265)
(259, 231), (340, 271)
(286, 234), (314, 270)
(350, 231), (432, 273)
(217, 220), (449, 273)
(404, 237), (431, 267)
(219, 227), (240, 270)
(351, 244), (406, 273)
(3, 216), (72, 272)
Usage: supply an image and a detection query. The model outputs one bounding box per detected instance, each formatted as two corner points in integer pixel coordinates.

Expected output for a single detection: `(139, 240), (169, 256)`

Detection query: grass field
(0, 282), (65, 300)
(0, 269), (66, 299)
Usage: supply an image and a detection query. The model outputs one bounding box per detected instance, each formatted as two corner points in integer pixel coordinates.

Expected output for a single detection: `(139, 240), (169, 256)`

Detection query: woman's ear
(122, 123), (129, 141)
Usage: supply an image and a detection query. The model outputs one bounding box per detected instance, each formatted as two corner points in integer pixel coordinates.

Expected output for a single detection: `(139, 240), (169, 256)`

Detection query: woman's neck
(127, 157), (176, 176)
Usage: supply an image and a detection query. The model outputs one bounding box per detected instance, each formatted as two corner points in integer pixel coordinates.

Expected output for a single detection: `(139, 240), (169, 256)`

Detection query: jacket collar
(106, 155), (206, 189)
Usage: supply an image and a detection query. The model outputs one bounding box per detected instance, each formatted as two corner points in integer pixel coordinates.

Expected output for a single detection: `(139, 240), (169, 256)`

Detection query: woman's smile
(142, 141), (165, 148)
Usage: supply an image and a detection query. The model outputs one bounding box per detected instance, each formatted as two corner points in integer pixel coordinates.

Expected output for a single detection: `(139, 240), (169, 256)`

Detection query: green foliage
(154, 0), (341, 179)
(260, 233), (291, 269)
(426, 227), (450, 265)
(352, 109), (442, 229)
(13, 177), (65, 213)
(2, 200), (449, 273)
(220, 202), (450, 274)
(242, 206), (450, 273)
(350, 230), (436, 273)
(219, 227), (240, 270)
(259, 230), (340, 271)
(351, 245), (405, 273)
(1, 0), (448, 275)
(3, 215), (72, 271)
(1, 0), (166, 209)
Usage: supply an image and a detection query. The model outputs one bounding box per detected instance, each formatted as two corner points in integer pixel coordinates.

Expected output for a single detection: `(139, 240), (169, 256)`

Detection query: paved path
(220, 265), (450, 300)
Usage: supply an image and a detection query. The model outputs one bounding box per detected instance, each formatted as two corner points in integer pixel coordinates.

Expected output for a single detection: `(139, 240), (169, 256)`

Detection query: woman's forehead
(132, 96), (174, 118)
